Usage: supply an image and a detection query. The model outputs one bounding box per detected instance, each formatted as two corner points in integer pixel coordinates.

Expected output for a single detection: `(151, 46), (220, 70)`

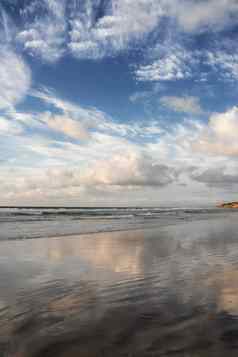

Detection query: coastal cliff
(218, 202), (238, 208)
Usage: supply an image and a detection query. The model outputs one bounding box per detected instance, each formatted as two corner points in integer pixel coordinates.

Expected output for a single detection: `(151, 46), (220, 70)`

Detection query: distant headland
(218, 202), (238, 208)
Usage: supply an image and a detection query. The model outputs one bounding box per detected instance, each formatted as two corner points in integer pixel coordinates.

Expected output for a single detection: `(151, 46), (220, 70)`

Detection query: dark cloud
(191, 167), (238, 188)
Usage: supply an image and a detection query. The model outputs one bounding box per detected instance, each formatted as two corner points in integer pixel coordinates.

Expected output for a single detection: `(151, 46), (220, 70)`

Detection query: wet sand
(1, 215), (238, 356)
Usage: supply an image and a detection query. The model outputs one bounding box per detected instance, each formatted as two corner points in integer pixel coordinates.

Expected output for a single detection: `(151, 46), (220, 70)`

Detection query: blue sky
(1, 0), (238, 206)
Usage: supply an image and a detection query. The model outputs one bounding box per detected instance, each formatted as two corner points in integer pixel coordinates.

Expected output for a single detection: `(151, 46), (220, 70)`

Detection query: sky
(1, 0), (238, 206)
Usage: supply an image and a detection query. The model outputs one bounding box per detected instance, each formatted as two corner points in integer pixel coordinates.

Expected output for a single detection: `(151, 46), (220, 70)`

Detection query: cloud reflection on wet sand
(1, 218), (238, 356)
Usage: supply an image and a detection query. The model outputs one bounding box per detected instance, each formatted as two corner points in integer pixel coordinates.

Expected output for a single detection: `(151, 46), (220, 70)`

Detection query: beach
(1, 212), (238, 356)
(2, 0), (238, 355)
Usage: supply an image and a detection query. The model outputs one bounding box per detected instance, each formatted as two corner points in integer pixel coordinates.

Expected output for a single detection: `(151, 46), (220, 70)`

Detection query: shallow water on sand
(1, 216), (238, 356)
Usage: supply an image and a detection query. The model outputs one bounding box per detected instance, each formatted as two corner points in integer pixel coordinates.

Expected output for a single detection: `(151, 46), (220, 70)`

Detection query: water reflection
(1, 217), (238, 356)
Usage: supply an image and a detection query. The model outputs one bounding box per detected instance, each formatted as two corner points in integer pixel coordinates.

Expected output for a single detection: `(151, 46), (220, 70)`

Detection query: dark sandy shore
(1, 215), (238, 356)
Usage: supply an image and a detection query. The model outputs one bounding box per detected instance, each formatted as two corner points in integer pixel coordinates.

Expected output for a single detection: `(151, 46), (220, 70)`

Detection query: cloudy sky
(1, 0), (238, 206)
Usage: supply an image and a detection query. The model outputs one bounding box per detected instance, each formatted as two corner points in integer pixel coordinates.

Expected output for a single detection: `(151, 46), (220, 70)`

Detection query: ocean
(0, 206), (235, 240)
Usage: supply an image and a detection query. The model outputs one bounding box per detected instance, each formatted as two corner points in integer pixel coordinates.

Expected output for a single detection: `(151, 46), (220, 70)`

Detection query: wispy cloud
(0, 116), (23, 136)
(7, 0), (163, 62)
(0, 48), (31, 110)
(160, 96), (204, 115)
(2, 0), (238, 66)
(16, 0), (66, 62)
(30, 88), (164, 141)
(69, 0), (163, 59)
(1, 1), (238, 204)
(2, 87), (238, 202)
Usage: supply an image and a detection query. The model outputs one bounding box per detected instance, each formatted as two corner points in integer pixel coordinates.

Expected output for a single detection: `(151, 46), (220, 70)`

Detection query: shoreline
(1, 210), (238, 242)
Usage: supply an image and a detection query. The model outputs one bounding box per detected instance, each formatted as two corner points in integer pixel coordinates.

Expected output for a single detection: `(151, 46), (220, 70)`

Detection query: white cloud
(160, 96), (203, 115)
(40, 112), (90, 141)
(16, 0), (66, 62)
(2, 0), (238, 69)
(2, 0), (238, 65)
(31, 88), (164, 141)
(207, 51), (238, 81)
(0, 48), (31, 109)
(166, 0), (238, 33)
(0, 117), (23, 136)
(11, 0), (164, 62)
(69, 0), (163, 59)
(0, 7), (16, 43)
(135, 47), (194, 82)
(2, 88), (238, 203)
(129, 91), (151, 103)
(84, 151), (176, 187)
(135, 43), (238, 85)
(2, 2), (238, 204)
(6, 151), (177, 198)
(32, 88), (108, 126)
(193, 107), (238, 157)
